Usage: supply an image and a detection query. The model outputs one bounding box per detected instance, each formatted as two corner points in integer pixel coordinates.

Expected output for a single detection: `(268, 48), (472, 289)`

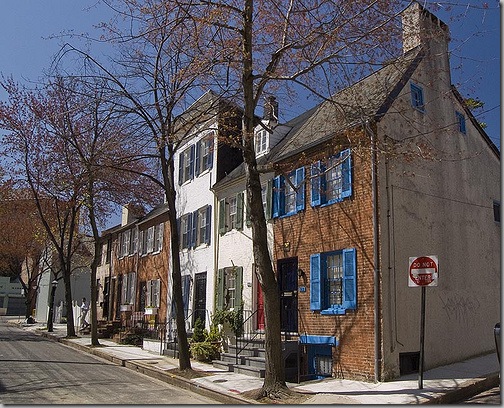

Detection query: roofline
(451, 86), (500, 159)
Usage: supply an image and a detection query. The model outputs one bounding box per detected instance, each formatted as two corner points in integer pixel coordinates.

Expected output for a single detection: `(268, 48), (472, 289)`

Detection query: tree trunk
(64, 266), (76, 337)
(163, 151), (191, 371)
(89, 239), (100, 346)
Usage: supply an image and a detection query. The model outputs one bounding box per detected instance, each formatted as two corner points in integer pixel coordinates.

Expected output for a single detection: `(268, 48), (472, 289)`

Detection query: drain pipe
(368, 120), (382, 382)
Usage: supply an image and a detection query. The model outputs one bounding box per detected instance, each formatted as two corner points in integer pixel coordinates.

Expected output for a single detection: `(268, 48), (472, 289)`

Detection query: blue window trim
(410, 82), (425, 112)
(456, 111), (466, 134)
(310, 149), (352, 208)
(310, 248), (357, 315)
(272, 166), (305, 218)
(299, 335), (338, 345)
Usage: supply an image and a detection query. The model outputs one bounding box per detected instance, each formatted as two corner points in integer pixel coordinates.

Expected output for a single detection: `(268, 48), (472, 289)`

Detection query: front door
(102, 277), (110, 320)
(278, 258), (298, 333)
(193, 272), (207, 326)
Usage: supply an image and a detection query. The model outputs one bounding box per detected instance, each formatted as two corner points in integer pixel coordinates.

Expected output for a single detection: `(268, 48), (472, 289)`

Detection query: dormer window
(255, 129), (269, 156)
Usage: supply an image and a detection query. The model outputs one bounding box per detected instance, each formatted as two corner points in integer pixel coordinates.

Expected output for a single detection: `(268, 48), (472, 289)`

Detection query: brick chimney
(402, 2), (450, 55)
(263, 96), (278, 123)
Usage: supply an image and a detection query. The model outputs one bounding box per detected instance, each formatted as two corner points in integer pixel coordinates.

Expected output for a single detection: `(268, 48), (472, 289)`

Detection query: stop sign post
(409, 255), (439, 390)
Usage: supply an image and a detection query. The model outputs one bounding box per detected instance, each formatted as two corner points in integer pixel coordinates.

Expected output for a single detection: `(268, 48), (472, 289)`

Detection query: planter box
(120, 304), (133, 312)
(144, 307), (158, 315)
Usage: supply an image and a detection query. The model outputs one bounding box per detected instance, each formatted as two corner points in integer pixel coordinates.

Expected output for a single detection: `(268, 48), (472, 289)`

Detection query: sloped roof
(270, 48), (424, 161)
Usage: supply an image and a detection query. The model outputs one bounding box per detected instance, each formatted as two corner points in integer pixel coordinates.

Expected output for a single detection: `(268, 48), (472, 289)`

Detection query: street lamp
(47, 279), (58, 332)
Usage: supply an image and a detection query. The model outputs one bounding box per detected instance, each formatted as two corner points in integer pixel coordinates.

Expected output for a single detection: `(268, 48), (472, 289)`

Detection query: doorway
(278, 257), (298, 333)
(193, 272), (207, 326)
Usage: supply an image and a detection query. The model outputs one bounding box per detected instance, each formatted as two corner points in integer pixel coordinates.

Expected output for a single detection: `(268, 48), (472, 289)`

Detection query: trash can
(494, 323), (500, 364)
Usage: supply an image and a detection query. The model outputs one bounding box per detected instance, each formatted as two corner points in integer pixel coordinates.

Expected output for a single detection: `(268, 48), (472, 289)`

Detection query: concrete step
(232, 364), (265, 378)
(242, 355), (266, 369)
(212, 360), (235, 371)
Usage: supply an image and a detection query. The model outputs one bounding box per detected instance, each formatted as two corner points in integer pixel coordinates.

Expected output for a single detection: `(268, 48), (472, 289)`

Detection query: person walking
(80, 298), (90, 329)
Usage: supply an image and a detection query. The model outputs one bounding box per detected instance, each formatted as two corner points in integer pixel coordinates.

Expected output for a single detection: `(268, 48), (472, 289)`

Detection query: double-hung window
(179, 206), (212, 249)
(219, 193), (244, 234)
(310, 248), (357, 315)
(195, 133), (214, 176)
(122, 272), (136, 305)
(146, 279), (161, 308)
(410, 82), (425, 112)
(180, 214), (192, 249)
(272, 167), (305, 218)
(311, 149), (352, 207)
(216, 266), (243, 310)
(153, 223), (164, 252)
(193, 206), (211, 247)
(255, 129), (269, 156)
(178, 145), (195, 185)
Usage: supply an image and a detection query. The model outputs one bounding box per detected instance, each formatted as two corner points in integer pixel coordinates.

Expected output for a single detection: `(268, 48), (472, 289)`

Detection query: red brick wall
(273, 136), (378, 381)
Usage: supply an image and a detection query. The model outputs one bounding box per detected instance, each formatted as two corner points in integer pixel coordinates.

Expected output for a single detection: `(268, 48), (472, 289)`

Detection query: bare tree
(183, 0), (408, 398)
(56, 0), (225, 370)
(41, 76), (157, 345)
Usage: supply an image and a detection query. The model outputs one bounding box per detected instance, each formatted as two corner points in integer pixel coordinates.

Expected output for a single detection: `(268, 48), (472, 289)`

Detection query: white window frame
(255, 129), (269, 156)
(146, 279), (161, 308)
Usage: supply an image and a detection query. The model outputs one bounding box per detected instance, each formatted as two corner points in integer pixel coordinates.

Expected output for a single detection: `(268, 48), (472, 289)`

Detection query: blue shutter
(205, 205), (211, 245)
(207, 137), (214, 169)
(311, 161), (321, 207)
(310, 254), (321, 310)
(341, 149), (352, 199)
(191, 210), (198, 248)
(195, 140), (201, 177)
(189, 144), (195, 180)
(295, 167), (305, 212)
(342, 248), (357, 310)
(178, 153), (184, 185)
(272, 176), (281, 218)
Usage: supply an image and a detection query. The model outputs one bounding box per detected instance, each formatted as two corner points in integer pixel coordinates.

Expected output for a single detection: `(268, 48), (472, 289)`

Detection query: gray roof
(270, 48), (424, 161)
(212, 48), (424, 190)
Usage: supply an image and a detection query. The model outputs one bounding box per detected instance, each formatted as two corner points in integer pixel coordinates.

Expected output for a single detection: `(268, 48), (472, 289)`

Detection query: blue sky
(0, 0), (500, 149)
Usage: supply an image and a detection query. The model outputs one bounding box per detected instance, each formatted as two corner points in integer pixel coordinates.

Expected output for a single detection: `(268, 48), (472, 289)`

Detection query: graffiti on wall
(439, 294), (480, 323)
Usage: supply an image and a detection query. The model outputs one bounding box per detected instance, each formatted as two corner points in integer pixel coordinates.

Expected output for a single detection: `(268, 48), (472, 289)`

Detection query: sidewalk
(8, 318), (500, 404)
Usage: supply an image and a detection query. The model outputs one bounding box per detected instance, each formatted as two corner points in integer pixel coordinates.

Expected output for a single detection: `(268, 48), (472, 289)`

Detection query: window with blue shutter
(310, 150), (352, 207)
(310, 248), (357, 315)
(410, 82), (425, 112)
(310, 254), (321, 310)
(272, 166), (306, 218)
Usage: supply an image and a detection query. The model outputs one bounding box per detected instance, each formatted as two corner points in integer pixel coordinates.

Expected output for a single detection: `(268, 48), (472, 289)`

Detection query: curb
(420, 372), (500, 404)
(42, 332), (257, 405)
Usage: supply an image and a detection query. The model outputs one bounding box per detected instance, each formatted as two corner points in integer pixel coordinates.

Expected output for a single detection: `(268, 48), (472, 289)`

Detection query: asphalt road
(0, 320), (221, 405)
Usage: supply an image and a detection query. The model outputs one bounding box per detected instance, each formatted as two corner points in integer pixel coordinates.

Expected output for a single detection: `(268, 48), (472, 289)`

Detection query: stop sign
(409, 256), (438, 287)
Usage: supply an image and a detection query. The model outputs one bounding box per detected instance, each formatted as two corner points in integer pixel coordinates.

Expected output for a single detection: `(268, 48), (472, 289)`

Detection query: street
(0, 320), (221, 405)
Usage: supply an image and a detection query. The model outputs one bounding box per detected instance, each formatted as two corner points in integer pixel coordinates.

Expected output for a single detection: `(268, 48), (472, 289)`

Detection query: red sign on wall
(408, 256), (438, 287)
